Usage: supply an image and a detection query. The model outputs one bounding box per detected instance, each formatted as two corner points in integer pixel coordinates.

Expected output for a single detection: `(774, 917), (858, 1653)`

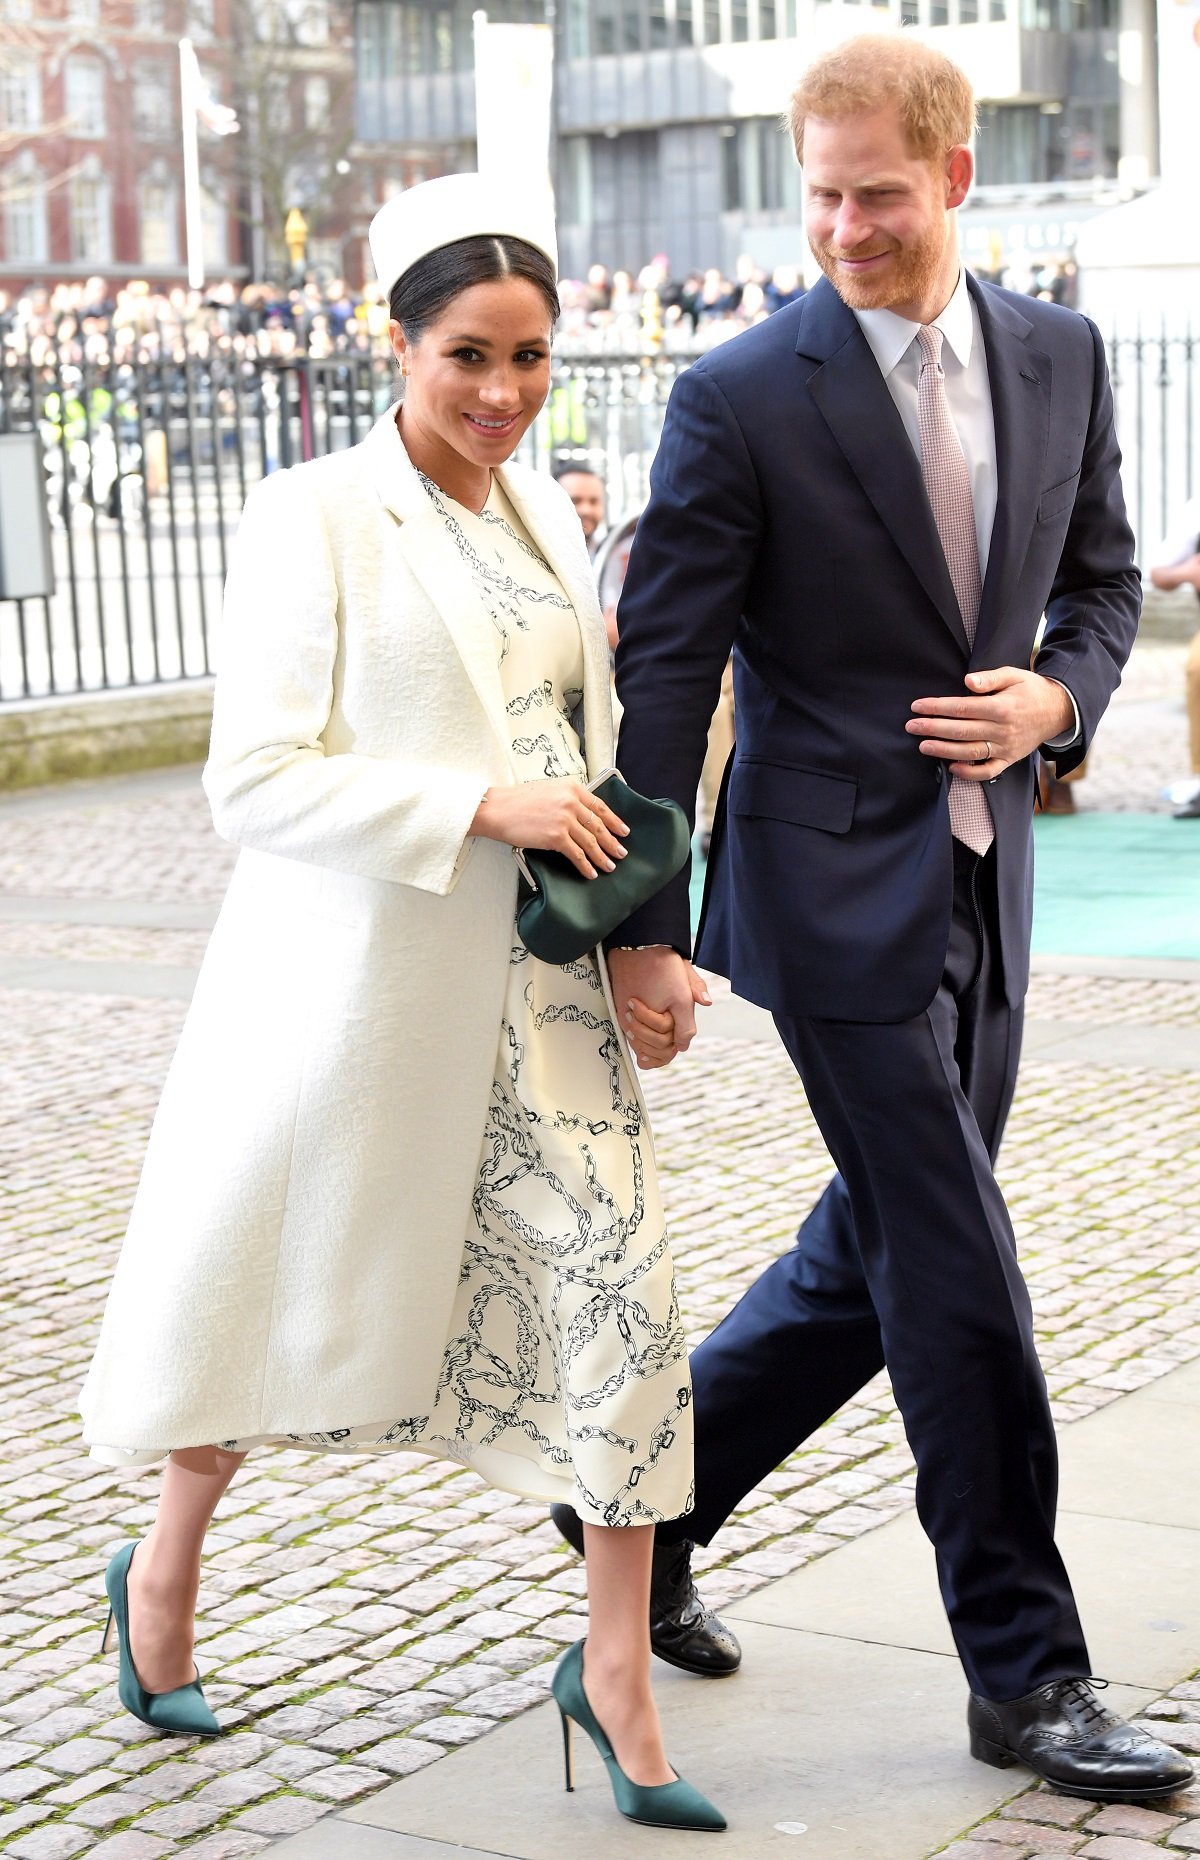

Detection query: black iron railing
(0, 327), (1193, 704)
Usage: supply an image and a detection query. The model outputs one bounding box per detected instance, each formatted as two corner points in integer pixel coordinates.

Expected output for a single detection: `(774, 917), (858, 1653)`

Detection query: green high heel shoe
(551, 1639), (726, 1832)
(101, 1541), (220, 1738)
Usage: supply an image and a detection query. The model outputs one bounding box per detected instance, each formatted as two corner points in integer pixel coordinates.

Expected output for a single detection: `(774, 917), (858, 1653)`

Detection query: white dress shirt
(854, 268), (996, 575)
(852, 270), (1079, 749)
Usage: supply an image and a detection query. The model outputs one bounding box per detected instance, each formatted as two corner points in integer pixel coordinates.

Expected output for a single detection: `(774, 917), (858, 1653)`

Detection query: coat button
(934, 764), (944, 783)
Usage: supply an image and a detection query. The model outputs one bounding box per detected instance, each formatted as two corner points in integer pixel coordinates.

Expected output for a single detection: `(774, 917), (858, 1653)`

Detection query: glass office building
(353, 0), (1156, 277)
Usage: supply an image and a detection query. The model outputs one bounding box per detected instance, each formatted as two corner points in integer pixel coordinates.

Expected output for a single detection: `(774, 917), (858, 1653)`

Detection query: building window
(433, 1), (454, 68)
(0, 57), (40, 133)
(731, 0), (749, 38)
(137, 0), (168, 29)
(958, 0), (979, 18)
(69, 161), (112, 263)
(594, 0), (617, 51)
(622, 0), (642, 49)
(65, 57), (106, 137)
(560, 134), (592, 224)
(589, 128), (662, 269)
(566, 0), (589, 54)
(721, 118), (791, 212)
(649, 1), (671, 46)
(304, 75), (331, 130)
(294, 0), (330, 45)
(400, 1), (424, 73)
(133, 63), (174, 138)
(140, 169), (178, 263)
(758, 0), (777, 34)
(703, 0), (720, 42)
(186, 0), (215, 41)
(720, 124), (739, 210)
(264, 73), (292, 137)
(3, 154), (48, 263)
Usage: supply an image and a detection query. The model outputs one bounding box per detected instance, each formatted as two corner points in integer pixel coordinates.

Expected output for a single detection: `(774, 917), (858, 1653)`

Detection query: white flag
(180, 38), (240, 137)
(473, 16), (552, 195)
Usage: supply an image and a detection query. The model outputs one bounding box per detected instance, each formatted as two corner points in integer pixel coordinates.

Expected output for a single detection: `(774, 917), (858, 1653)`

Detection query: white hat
(369, 173), (558, 299)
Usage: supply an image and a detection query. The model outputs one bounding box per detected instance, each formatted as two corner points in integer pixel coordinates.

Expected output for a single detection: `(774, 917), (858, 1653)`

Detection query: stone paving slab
(264, 1360), (1200, 1860)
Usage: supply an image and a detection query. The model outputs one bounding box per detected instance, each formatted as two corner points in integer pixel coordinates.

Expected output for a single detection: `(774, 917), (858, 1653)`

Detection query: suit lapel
(495, 462), (616, 779)
(361, 407), (514, 770)
(798, 281), (967, 650)
(968, 278), (1052, 662)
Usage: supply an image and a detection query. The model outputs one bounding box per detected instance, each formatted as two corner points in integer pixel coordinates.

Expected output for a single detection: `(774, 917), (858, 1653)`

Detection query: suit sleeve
(1033, 317), (1141, 775)
(203, 471), (487, 895)
(610, 363), (763, 951)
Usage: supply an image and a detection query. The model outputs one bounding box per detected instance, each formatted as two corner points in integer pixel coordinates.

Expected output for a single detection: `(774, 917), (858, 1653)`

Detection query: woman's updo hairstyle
(389, 235), (560, 342)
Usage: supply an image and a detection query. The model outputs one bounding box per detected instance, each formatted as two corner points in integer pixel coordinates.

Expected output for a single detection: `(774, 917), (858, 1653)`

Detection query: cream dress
(102, 472), (695, 1531)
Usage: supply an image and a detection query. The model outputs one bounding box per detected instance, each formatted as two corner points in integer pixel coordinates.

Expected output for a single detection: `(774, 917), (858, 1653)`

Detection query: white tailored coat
(80, 407), (624, 1458)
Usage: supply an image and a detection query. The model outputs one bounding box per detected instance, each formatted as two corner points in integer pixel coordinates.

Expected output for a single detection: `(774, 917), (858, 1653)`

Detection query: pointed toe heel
(102, 1541), (220, 1739)
(551, 1640), (725, 1832)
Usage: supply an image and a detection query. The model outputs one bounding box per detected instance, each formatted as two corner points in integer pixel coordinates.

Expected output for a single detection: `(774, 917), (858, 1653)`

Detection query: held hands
(471, 779), (630, 879)
(607, 947), (712, 1071)
(906, 668), (1075, 780)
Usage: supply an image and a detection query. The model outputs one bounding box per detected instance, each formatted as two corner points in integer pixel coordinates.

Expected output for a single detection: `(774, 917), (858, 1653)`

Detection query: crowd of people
(0, 248), (1079, 370)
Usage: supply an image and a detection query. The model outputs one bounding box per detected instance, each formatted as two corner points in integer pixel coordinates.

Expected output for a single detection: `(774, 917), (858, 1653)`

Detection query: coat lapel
(797, 280), (967, 650)
(360, 407), (514, 770)
(968, 277), (1053, 662)
(495, 461), (616, 779)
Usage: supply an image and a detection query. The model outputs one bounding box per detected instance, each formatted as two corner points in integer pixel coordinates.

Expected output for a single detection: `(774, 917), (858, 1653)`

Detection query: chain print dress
(185, 474), (693, 1528)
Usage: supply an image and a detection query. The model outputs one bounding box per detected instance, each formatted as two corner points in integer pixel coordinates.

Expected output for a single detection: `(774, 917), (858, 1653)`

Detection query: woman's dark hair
(389, 235), (560, 341)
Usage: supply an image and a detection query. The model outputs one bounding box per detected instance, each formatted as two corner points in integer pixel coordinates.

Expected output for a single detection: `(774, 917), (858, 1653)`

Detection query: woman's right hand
(471, 779), (629, 879)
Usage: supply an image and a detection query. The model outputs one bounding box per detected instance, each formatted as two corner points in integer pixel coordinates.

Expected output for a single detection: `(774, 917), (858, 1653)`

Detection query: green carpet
(1031, 811), (1200, 961)
(690, 813), (1200, 963)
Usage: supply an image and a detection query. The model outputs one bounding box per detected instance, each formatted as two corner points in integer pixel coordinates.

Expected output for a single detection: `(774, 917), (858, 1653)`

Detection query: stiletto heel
(560, 1708), (575, 1791)
(102, 1541), (220, 1738)
(550, 1640), (725, 1832)
(100, 1608), (116, 1656)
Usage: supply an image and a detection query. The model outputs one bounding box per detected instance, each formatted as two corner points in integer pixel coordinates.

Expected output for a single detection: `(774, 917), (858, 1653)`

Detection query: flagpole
(179, 38), (204, 291)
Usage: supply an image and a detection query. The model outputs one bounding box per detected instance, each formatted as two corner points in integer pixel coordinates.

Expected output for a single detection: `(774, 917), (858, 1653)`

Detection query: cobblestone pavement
(1078, 637), (1190, 815)
(2, 638), (1199, 1858)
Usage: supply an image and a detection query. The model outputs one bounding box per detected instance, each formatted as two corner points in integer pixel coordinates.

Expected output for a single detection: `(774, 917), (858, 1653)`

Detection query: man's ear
(945, 144), (974, 211)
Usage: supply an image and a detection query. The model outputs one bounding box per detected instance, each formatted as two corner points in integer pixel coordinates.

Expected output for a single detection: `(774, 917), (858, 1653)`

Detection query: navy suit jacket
(611, 274), (1140, 1022)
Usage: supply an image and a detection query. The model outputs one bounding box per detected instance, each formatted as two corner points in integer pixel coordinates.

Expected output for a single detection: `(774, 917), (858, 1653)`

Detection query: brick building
(0, 0), (361, 291)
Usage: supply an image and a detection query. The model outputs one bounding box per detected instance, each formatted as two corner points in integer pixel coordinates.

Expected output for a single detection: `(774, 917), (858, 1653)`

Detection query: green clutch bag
(514, 768), (691, 966)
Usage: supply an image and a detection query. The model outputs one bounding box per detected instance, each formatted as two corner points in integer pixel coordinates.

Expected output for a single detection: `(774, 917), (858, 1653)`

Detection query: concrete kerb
(0, 681), (214, 790)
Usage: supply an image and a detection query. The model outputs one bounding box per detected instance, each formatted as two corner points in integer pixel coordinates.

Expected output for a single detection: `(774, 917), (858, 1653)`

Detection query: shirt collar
(853, 268), (974, 379)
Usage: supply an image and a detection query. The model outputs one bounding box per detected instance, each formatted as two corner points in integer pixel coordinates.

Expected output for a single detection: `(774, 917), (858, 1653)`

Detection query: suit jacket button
(934, 764), (944, 782)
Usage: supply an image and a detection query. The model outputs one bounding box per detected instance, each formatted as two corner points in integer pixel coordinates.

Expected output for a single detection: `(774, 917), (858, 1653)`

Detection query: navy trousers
(665, 841), (1089, 1701)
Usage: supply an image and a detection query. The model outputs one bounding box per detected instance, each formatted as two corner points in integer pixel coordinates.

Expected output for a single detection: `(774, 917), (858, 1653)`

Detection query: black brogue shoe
(549, 1503), (742, 1678)
(968, 1678), (1195, 1802)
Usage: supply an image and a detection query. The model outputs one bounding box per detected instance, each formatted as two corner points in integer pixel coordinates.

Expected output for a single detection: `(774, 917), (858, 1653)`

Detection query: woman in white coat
(79, 175), (722, 1834)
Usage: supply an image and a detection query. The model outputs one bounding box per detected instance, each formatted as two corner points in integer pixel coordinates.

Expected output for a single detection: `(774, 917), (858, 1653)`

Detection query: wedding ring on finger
(979, 740), (992, 763)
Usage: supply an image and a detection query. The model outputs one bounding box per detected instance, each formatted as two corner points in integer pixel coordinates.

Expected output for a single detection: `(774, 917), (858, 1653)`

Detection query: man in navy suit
(554, 34), (1192, 1803)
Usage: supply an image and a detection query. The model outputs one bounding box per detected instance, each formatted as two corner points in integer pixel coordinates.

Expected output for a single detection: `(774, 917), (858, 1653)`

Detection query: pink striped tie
(915, 324), (994, 856)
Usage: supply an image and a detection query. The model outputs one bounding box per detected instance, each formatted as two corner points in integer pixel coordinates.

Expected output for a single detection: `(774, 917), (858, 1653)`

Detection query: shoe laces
(1054, 1676), (1113, 1730)
(658, 1541), (694, 1596)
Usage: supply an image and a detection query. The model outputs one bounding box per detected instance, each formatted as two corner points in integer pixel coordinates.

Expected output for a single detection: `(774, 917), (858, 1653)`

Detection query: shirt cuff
(1041, 679), (1081, 751)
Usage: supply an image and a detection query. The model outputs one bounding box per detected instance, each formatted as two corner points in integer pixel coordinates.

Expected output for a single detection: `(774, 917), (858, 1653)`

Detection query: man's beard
(810, 219), (946, 312)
